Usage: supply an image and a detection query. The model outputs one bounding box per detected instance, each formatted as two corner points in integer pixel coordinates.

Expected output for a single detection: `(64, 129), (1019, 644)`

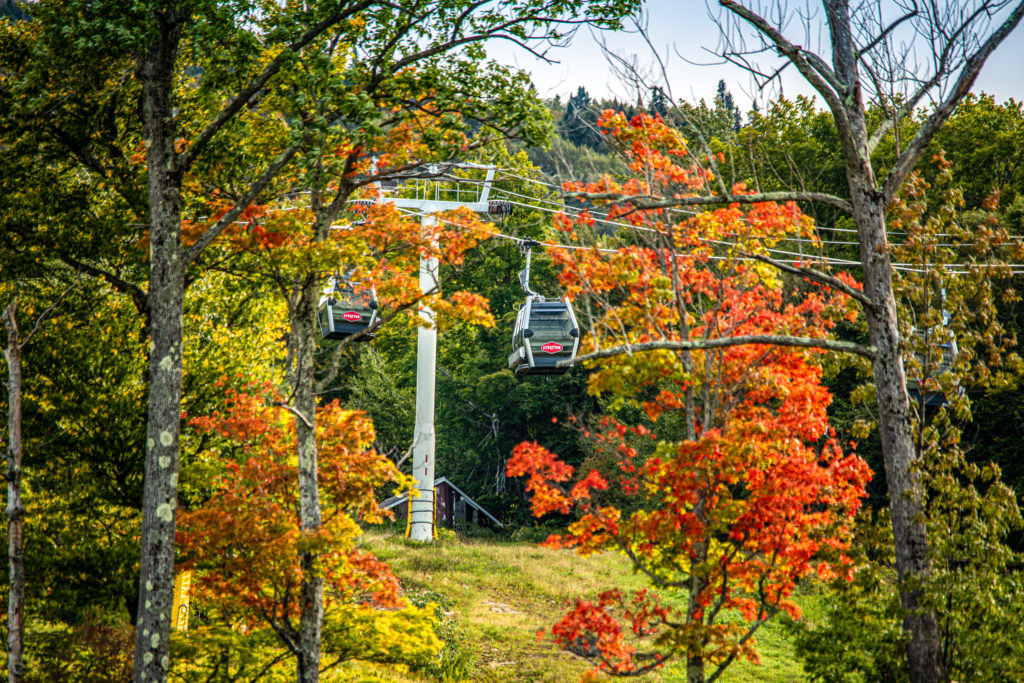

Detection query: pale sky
(488, 0), (1024, 111)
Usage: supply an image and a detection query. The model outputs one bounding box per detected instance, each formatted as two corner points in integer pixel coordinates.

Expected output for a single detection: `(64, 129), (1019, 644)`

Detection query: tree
(565, 3), (1024, 678)
(714, 80), (741, 132)
(1, 275), (78, 683)
(560, 87), (604, 150)
(3, 298), (28, 683)
(511, 112), (870, 683)
(713, 5), (1024, 677)
(175, 383), (440, 680)
(789, 162), (1024, 680)
(251, 195), (493, 680)
(930, 93), (1024, 209)
(2, 0), (642, 679)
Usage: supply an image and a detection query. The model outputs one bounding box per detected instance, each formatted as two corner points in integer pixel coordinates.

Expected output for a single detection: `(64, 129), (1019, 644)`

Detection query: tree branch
(857, 4), (919, 60)
(562, 335), (876, 366)
(57, 253), (150, 317)
(183, 137), (306, 266)
(274, 402), (314, 429)
(18, 275), (81, 349)
(738, 250), (875, 310)
(563, 189), (854, 214)
(882, 1), (1024, 203)
(718, 0), (848, 118)
(175, 0), (376, 176)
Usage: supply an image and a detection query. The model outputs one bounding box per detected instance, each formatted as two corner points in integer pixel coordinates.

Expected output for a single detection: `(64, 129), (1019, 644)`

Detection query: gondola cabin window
(530, 309), (573, 337)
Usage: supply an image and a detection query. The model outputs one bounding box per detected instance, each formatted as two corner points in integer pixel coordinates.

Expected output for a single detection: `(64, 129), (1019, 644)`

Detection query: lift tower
(371, 164), (503, 541)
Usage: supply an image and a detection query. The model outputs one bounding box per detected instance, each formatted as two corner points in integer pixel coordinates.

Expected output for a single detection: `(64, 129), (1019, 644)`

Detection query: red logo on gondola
(541, 341), (563, 353)
(341, 311), (362, 322)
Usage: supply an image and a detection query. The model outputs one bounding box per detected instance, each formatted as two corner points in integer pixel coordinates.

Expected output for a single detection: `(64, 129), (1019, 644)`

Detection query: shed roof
(381, 477), (503, 528)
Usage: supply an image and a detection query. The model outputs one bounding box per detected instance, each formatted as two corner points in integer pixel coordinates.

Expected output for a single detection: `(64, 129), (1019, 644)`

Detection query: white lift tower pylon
(369, 164), (501, 542)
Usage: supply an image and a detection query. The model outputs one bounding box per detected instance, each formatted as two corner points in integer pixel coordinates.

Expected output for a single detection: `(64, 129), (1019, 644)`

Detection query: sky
(487, 0), (1024, 110)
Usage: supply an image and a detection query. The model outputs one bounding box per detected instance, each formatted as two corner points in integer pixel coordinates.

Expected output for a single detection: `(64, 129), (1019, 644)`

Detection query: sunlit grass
(357, 528), (813, 682)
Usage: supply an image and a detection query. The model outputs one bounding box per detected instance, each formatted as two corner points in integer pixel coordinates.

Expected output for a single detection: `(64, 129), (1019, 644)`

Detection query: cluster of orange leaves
(177, 382), (413, 631)
(172, 178), (497, 329)
(507, 112), (871, 675)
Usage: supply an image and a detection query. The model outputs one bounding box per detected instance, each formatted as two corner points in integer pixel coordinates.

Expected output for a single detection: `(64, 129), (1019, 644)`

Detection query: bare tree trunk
(289, 278), (324, 683)
(822, 2), (944, 676)
(3, 299), (25, 683)
(133, 13), (187, 682)
(851, 188), (943, 681)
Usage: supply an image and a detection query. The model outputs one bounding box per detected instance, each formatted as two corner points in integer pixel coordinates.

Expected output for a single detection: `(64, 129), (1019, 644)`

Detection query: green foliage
(789, 429), (1024, 682)
(523, 135), (629, 183)
(171, 626), (294, 682)
(785, 511), (910, 683)
(731, 96), (846, 226)
(407, 590), (476, 681)
(558, 87), (603, 150)
(345, 346), (415, 460)
(14, 607), (135, 682)
(930, 94), (1024, 210)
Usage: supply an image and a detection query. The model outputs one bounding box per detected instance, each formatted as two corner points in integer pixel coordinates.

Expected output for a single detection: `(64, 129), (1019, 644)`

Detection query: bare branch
(273, 402), (314, 429)
(719, 0), (848, 116)
(883, 1), (1024, 203)
(562, 335), (876, 366)
(857, 4), (919, 60)
(564, 189), (854, 214)
(739, 250), (875, 310)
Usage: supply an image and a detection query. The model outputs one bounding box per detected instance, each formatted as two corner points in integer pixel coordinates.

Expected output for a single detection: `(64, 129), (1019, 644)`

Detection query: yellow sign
(170, 570), (192, 632)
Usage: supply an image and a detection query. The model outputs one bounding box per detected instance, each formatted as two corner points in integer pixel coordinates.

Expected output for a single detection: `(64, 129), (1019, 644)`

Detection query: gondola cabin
(907, 329), (958, 407)
(508, 297), (580, 376)
(318, 281), (378, 341)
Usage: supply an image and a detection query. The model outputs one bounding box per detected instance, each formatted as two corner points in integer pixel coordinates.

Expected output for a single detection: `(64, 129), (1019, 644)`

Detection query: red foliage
(507, 112), (871, 676)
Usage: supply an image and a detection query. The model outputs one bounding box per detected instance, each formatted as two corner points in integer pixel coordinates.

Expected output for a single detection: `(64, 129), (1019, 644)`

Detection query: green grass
(356, 528), (814, 682)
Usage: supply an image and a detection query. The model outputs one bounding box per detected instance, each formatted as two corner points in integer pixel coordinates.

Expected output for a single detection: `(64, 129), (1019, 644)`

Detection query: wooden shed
(380, 477), (503, 530)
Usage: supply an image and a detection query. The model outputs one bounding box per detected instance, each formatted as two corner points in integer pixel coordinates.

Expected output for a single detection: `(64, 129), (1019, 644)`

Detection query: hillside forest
(3, 1), (1024, 682)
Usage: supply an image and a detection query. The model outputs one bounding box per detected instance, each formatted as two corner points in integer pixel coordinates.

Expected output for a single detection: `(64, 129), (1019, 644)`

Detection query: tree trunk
(133, 14), (187, 683)
(3, 299), (25, 683)
(852, 188), (944, 682)
(823, 3), (945, 678)
(290, 278), (323, 683)
(685, 536), (708, 683)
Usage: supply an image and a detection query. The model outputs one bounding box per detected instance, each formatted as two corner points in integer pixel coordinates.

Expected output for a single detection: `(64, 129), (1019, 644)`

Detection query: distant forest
(525, 81), (745, 181)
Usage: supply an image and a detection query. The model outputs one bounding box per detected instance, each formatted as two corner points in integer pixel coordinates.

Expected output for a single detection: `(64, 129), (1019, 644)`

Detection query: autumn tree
(511, 112), (870, 683)
(170, 4), (643, 676)
(559, 3), (1024, 678)
(235, 194), (494, 680)
(789, 160), (1024, 680)
(174, 382), (440, 679)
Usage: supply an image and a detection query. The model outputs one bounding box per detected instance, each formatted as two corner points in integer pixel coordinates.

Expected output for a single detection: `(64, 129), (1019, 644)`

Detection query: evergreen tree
(559, 86), (603, 150)
(715, 79), (742, 132)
